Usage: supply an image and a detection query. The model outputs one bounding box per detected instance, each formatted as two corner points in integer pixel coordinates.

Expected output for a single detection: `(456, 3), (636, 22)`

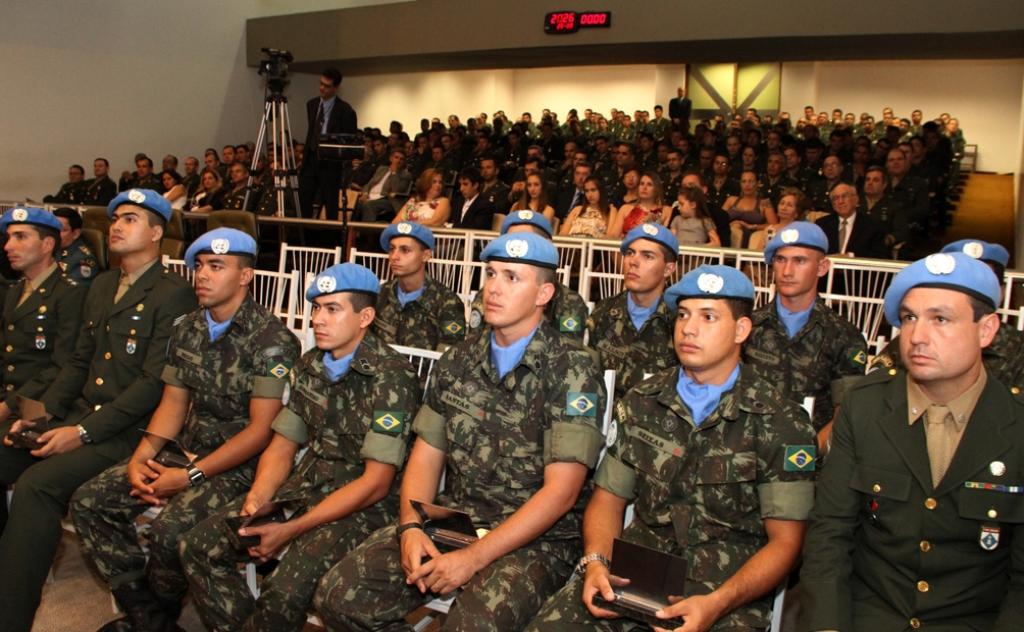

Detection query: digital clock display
(544, 11), (612, 34)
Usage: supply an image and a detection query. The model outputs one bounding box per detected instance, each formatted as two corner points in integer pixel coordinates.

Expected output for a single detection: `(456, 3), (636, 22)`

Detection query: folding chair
(161, 255), (194, 284)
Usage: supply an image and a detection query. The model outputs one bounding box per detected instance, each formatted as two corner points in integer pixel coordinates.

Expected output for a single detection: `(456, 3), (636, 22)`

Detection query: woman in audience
(161, 169), (187, 209)
(188, 168), (225, 212)
(670, 185), (721, 247)
(748, 187), (807, 251)
(559, 175), (616, 238)
(608, 171), (671, 237)
(723, 169), (777, 248)
(510, 173), (555, 224)
(740, 145), (760, 175)
(391, 167), (450, 227)
(618, 165), (641, 207)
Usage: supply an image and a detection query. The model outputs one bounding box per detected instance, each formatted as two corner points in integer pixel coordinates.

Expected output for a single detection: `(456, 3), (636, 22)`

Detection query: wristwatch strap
(76, 424), (93, 444)
(187, 464), (206, 487)
(575, 552), (610, 577)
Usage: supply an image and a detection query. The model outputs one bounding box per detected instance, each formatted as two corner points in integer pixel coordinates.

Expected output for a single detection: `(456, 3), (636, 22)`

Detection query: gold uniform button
(104, 352), (112, 360)
(988, 508), (998, 519)
(130, 329), (136, 336)
(5, 345), (12, 352)
(872, 483), (882, 493)
(95, 377), (104, 386)
(920, 540), (931, 552)
(94, 404), (102, 411)
(6, 325), (13, 331)
(910, 618), (921, 629)
(6, 365), (13, 372)
(105, 325), (110, 332)
(888, 368), (897, 376)
(5, 384), (12, 391)
(924, 498), (938, 510)
(1012, 386), (1021, 395)
(917, 580), (929, 593)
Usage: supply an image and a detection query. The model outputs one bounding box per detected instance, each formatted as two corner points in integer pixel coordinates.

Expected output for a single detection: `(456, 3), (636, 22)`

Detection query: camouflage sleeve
(593, 400), (638, 499)
(435, 289), (467, 351)
(360, 362), (422, 467)
(252, 330), (301, 399)
(543, 347), (606, 467)
(554, 290), (587, 340)
(411, 349), (454, 450)
(160, 317), (191, 388)
(829, 325), (868, 405)
(466, 294), (485, 337)
(756, 401), (817, 520)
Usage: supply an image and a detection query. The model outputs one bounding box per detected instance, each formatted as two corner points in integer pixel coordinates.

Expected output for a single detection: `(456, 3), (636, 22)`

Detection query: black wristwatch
(186, 464), (206, 487)
(395, 522), (423, 540)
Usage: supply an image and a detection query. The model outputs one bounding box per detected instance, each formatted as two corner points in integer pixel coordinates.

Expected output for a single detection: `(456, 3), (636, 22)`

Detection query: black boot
(98, 579), (171, 632)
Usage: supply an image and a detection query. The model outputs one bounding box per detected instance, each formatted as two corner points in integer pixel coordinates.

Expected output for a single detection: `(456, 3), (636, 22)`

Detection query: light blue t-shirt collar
(776, 299), (814, 339)
(490, 325), (539, 379)
(205, 309), (233, 342)
(626, 292), (658, 332)
(323, 347), (357, 382)
(676, 364), (741, 427)
(396, 282), (425, 308)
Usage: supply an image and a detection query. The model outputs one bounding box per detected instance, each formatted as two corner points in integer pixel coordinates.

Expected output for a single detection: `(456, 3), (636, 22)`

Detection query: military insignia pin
(35, 335), (46, 350)
(980, 525), (1000, 550)
(126, 338), (137, 355)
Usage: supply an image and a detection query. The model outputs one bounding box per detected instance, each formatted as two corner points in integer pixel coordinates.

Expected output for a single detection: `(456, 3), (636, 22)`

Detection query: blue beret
(184, 228), (258, 270)
(501, 210), (553, 237)
(763, 221), (829, 264)
(306, 263), (380, 302)
(0, 206), (63, 233)
(379, 221), (435, 251)
(480, 232), (559, 269)
(621, 222), (679, 256)
(107, 188), (172, 222)
(664, 264), (755, 311)
(883, 252), (1001, 326)
(941, 239), (1010, 268)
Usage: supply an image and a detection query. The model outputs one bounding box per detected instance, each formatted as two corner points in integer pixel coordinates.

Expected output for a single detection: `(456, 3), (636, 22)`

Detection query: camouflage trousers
(179, 492), (390, 632)
(314, 524), (578, 632)
(70, 460), (253, 600)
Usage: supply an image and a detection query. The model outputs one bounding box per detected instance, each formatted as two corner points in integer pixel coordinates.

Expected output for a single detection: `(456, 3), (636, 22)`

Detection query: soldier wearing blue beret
(586, 222), (679, 395)
(315, 230), (607, 632)
(745, 221), (868, 445)
(467, 210), (589, 342)
(374, 222), (465, 352)
(181, 260), (421, 631)
(0, 192), (196, 631)
(802, 252), (1024, 632)
(528, 264), (816, 631)
(71, 225), (298, 631)
(873, 241), (1023, 394)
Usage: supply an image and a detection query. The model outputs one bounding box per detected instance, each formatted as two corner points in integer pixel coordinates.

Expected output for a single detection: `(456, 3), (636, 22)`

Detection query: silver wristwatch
(76, 424), (93, 444)
(186, 464), (206, 487)
(575, 552), (610, 577)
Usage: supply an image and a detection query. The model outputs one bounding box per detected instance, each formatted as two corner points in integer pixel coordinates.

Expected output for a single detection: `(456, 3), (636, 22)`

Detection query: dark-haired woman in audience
(670, 185), (720, 247)
(608, 171), (671, 237)
(161, 170), (187, 210)
(740, 145), (760, 176)
(617, 165), (641, 207)
(559, 175), (616, 238)
(748, 187), (806, 251)
(392, 167), (450, 227)
(511, 173), (556, 224)
(723, 169), (777, 248)
(188, 168), (225, 212)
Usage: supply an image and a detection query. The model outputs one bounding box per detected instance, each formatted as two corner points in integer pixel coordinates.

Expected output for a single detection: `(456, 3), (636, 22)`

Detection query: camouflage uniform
(871, 324), (1024, 394)
(373, 276), (466, 351)
(743, 298), (868, 430)
(468, 282), (587, 342)
(527, 365), (817, 631)
(179, 332), (421, 632)
(586, 291), (676, 396)
(70, 296), (299, 602)
(57, 236), (100, 285)
(314, 321), (607, 632)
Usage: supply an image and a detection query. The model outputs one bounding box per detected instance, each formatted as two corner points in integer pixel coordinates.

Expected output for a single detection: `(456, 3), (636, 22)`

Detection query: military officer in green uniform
(43, 164), (87, 204)
(52, 207), (100, 285)
(70, 228), (299, 631)
(0, 189), (196, 632)
(872, 239), (1024, 393)
(0, 207), (86, 533)
(800, 252), (1023, 632)
(467, 211), (588, 341)
(527, 265), (816, 632)
(220, 162), (255, 211)
(180, 263), (421, 632)
(83, 158), (118, 207)
(374, 221), (466, 351)
(314, 232), (607, 632)
(743, 222), (868, 450)
(587, 222), (678, 396)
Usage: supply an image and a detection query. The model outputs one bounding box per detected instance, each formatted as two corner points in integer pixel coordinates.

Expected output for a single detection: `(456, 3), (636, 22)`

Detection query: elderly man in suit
(815, 183), (889, 259)
(354, 149), (412, 223)
(299, 67), (358, 221)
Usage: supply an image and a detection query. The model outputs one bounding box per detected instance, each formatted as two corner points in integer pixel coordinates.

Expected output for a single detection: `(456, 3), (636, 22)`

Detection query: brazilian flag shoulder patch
(372, 411), (406, 436)
(850, 349), (867, 366)
(444, 321), (463, 335)
(267, 359), (292, 379)
(566, 392), (597, 417)
(559, 314), (582, 333)
(784, 445), (816, 472)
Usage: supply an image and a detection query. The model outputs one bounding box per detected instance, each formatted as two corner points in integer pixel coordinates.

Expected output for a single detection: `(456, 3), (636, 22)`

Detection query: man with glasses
(815, 183), (888, 259)
(299, 67), (358, 221)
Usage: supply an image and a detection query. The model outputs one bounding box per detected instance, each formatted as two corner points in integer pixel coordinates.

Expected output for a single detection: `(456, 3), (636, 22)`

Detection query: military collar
(474, 320), (551, 386)
(23, 262), (60, 293)
(121, 257), (160, 287)
(906, 367), (987, 429)
(192, 294), (260, 336)
(389, 275), (440, 310)
(756, 296), (825, 331)
(309, 332), (381, 380)
(654, 364), (772, 428)
(609, 290), (670, 328)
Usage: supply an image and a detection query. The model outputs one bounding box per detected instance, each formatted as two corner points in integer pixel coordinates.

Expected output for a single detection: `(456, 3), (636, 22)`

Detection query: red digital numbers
(545, 11), (611, 34)
(579, 12), (607, 26)
(548, 12), (577, 32)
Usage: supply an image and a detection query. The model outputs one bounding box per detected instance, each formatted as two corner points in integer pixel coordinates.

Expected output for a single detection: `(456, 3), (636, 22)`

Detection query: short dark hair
(534, 266), (557, 287)
(53, 207), (83, 231)
(723, 298), (753, 321)
(70, 164), (85, 175)
(137, 156), (153, 168)
(322, 67), (343, 87)
(459, 167), (483, 186)
(95, 157), (109, 167)
(345, 291), (376, 312)
(33, 225), (61, 250)
(969, 295), (997, 321)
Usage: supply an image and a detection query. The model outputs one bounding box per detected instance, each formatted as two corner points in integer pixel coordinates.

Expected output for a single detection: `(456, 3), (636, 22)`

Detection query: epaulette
(849, 366), (897, 391)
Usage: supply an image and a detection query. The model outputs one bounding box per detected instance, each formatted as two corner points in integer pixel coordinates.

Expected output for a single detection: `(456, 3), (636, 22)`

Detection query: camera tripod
(243, 92), (301, 217)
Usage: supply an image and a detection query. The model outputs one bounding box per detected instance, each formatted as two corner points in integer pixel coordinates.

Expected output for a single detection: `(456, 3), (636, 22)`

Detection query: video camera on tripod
(258, 48), (293, 95)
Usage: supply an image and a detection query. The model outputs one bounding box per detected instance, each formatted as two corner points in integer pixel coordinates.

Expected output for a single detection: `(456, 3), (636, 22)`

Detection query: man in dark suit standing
(816, 183), (889, 259)
(668, 85), (692, 133)
(299, 67), (358, 221)
(449, 167), (496, 230)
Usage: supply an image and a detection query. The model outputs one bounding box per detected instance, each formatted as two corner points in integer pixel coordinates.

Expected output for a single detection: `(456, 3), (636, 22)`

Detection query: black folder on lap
(591, 538), (686, 628)
(409, 499), (481, 552)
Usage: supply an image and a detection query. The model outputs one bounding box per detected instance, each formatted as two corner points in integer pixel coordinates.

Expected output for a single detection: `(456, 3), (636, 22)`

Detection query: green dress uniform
(69, 295), (299, 609)
(57, 236), (99, 285)
(0, 260), (196, 632)
(799, 369), (1024, 631)
(872, 325), (1024, 395)
(468, 282), (587, 342)
(82, 176), (118, 206)
(373, 276), (466, 352)
(179, 332), (421, 632)
(527, 365), (818, 631)
(743, 298), (868, 430)
(314, 321), (607, 632)
(586, 291), (676, 396)
(0, 265), (85, 416)
(220, 184), (251, 211)
(43, 180), (86, 204)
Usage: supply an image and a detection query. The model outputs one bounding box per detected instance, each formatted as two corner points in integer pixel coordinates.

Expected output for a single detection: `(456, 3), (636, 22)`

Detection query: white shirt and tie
(367, 171), (393, 201)
(460, 195), (479, 222)
(838, 211), (857, 255)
